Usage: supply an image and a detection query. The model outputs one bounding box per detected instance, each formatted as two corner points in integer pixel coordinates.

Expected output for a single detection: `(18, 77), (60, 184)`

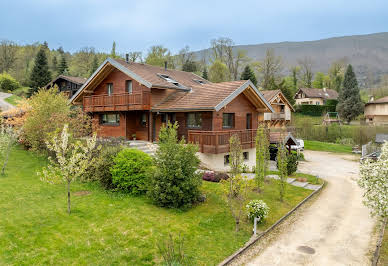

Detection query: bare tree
(256, 48), (283, 89)
(0, 40), (17, 73)
(298, 57), (314, 88)
(128, 51), (143, 63)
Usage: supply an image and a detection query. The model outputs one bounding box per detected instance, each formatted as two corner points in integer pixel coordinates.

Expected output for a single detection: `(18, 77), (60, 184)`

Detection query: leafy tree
(277, 143), (287, 202)
(336, 64), (364, 123)
(202, 67), (208, 80)
(148, 122), (201, 209)
(0, 72), (20, 91)
(0, 126), (19, 175)
(255, 124), (269, 190)
(290, 66), (300, 92)
(0, 40), (17, 73)
(358, 141), (388, 219)
(209, 60), (230, 82)
(58, 55), (68, 75)
(145, 45), (174, 68)
(256, 49), (283, 89)
(70, 47), (96, 77)
(329, 59), (346, 92)
(29, 47), (51, 93)
(128, 51), (142, 62)
(229, 134), (243, 177)
(90, 55), (99, 75)
(241, 65), (257, 86)
(52, 56), (58, 74)
(312, 72), (325, 88)
(298, 57), (314, 88)
(40, 124), (99, 214)
(182, 60), (198, 72)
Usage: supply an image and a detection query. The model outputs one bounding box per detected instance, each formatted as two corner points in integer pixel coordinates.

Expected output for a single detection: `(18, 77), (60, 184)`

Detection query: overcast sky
(1, 0), (387, 54)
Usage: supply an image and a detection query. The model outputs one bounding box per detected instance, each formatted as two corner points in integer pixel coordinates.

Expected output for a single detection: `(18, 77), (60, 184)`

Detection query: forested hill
(193, 32), (388, 86)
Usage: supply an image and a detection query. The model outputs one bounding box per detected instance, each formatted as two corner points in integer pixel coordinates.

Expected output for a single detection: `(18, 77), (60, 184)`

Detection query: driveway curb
(372, 217), (387, 266)
(219, 180), (325, 266)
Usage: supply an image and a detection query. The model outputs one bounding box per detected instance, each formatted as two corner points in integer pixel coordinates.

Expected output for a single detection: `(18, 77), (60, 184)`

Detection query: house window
(243, 152), (249, 161)
(107, 83), (113, 96)
(187, 112), (202, 128)
(126, 80), (132, 93)
(316, 102), (320, 105)
(224, 155), (230, 165)
(223, 113), (234, 129)
(246, 113), (252, 129)
(140, 113), (147, 127)
(100, 113), (120, 125)
(161, 113), (167, 124)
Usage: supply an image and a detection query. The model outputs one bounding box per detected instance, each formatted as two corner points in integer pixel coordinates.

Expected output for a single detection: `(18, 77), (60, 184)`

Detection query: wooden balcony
(188, 129), (257, 154)
(83, 92), (150, 112)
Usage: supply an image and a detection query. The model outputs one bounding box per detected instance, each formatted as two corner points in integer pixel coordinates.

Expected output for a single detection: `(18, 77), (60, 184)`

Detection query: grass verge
(4, 95), (22, 106)
(0, 146), (312, 265)
(378, 222), (388, 265)
(304, 140), (353, 154)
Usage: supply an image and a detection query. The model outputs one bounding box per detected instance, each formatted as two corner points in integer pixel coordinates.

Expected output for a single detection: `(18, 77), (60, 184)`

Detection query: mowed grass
(4, 95), (22, 106)
(0, 146), (312, 265)
(304, 140), (353, 154)
(379, 222), (388, 266)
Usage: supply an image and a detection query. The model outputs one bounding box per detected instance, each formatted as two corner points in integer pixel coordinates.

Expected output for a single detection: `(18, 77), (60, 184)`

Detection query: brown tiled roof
(153, 80), (247, 111)
(366, 96), (388, 105)
(60, 75), (87, 85)
(298, 88), (338, 100)
(115, 59), (208, 89)
(261, 90), (281, 101)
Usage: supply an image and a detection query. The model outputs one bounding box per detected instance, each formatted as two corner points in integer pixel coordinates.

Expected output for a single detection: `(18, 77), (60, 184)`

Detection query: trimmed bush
(111, 148), (153, 195)
(0, 72), (20, 92)
(295, 104), (336, 116)
(286, 153), (298, 175)
(246, 199), (269, 222)
(148, 122), (201, 209)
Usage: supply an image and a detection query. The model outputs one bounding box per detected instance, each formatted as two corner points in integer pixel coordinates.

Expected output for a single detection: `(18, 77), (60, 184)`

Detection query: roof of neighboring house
(261, 89), (295, 111)
(71, 58), (275, 113)
(46, 75), (87, 88)
(365, 96), (388, 105)
(296, 88), (338, 100)
(375, 134), (388, 144)
(269, 131), (297, 145)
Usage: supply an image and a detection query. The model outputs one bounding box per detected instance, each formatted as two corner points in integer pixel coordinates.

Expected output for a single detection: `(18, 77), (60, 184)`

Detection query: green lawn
(268, 170), (323, 185)
(379, 222), (388, 266)
(0, 146), (312, 265)
(304, 140), (353, 154)
(4, 95), (22, 106)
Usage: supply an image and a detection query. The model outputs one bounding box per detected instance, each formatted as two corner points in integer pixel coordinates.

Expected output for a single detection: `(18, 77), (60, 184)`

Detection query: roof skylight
(157, 73), (184, 88)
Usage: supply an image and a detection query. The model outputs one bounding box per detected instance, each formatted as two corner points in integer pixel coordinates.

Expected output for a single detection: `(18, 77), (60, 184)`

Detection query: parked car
(291, 139), (304, 151)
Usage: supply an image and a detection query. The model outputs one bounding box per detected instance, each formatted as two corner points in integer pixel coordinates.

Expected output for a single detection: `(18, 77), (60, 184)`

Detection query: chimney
(125, 53), (129, 63)
(369, 95), (375, 102)
(164, 61), (168, 70)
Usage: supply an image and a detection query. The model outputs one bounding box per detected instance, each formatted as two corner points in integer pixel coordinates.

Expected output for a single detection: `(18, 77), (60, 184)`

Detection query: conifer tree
(58, 55), (68, 75)
(29, 47), (51, 95)
(111, 41), (117, 58)
(202, 67), (208, 80)
(90, 55), (99, 75)
(240, 65), (257, 86)
(52, 56), (57, 74)
(336, 64), (364, 123)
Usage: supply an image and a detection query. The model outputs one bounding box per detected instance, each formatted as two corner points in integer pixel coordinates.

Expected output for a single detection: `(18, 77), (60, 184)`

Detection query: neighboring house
(260, 90), (295, 127)
(294, 88), (338, 105)
(365, 96), (388, 125)
(45, 75), (87, 98)
(71, 57), (275, 171)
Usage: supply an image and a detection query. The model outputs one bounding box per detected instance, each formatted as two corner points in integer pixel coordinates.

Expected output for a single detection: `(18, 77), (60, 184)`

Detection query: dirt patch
(297, 245), (315, 254)
(73, 191), (91, 196)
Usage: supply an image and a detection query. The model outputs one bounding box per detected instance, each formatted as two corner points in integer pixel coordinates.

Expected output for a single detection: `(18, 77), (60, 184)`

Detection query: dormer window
(157, 73), (184, 88)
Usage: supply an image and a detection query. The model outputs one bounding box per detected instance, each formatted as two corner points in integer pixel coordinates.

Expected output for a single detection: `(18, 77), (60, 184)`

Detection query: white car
(291, 139), (304, 151)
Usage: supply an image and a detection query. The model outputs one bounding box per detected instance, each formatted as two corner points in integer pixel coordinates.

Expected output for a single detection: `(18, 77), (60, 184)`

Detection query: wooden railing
(83, 92), (150, 112)
(264, 112), (286, 121)
(188, 129), (257, 154)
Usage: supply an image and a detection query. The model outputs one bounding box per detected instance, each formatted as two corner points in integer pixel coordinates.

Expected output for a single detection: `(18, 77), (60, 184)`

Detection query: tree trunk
(67, 180), (71, 214)
(235, 218), (240, 232)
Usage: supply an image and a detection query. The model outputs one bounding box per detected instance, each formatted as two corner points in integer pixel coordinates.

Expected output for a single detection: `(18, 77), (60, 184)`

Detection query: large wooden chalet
(71, 57), (276, 170)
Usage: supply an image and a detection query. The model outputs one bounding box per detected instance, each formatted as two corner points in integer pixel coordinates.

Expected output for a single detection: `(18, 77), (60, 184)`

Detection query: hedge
(295, 104), (336, 116)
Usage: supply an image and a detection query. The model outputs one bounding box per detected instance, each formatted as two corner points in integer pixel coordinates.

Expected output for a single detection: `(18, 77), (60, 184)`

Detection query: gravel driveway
(0, 92), (15, 111)
(238, 151), (376, 265)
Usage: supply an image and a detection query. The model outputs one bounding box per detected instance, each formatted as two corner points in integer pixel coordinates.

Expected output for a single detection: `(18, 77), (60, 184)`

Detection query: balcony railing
(83, 92), (150, 112)
(188, 129), (257, 154)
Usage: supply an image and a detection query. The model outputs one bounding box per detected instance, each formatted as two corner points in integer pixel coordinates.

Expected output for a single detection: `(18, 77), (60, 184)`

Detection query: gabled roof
(296, 88), (338, 100)
(152, 80), (274, 112)
(46, 75), (87, 88)
(269, 131), (297, 146)
(71, 58), (208, 103)
(261, 89), (295, 111)
(366, 96), (388, 105)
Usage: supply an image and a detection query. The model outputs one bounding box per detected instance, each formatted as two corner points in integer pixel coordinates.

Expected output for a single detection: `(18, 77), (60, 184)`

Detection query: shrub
(286, 153), (299, 175)
(83, 144), (123, 189)
(242, 164), (249, 173)
(246, 199), (269, 222)
(0, 72), (20, 92)
(202, 171), (229, 182)
(291, 150), (305, 161)
(157, 233), (188, 265)
(13, 86), (30, 97)
(110, 148), (153, 195)
(148, 122), (201, 209)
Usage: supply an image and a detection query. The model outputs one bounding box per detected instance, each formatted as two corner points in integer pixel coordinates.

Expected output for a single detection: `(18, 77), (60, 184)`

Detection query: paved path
(243, 151), (376, 266)
(0, 92), (15, 111)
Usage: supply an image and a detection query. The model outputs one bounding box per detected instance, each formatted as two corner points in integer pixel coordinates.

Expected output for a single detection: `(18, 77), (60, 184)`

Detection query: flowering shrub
(202, 171), (229, 182)
(358, 141), (388, 218)
(246, 199), (269, 222)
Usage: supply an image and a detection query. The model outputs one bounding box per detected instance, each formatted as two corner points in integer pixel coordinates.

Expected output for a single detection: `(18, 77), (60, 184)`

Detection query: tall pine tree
(336, 64), (363, 123)
(58, 55), (68, 75)
(29, 47), (51, 95)
(202, 67), (208, 80)
(240, 65), (257, 86)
